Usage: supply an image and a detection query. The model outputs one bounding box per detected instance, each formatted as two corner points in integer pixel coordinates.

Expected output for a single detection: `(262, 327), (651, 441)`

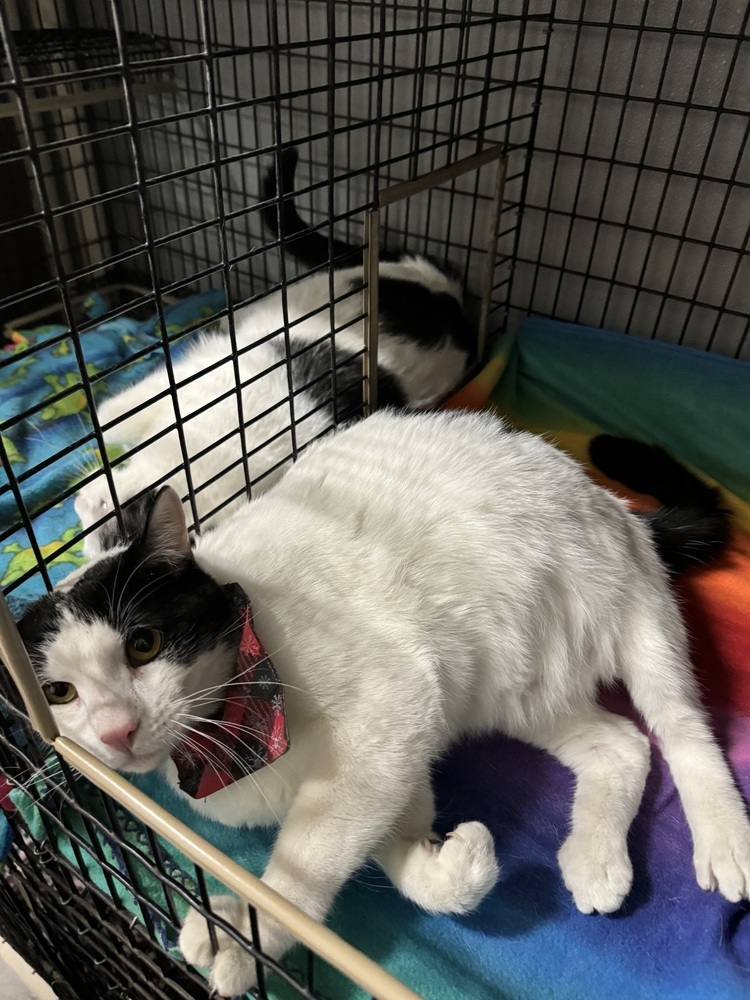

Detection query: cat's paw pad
(73, 485), (109, 529)
(179, 895), (256, 996)
(694, 819), (750, 902)
(558, 834), (633, 914)
(418, 821), (499, 914)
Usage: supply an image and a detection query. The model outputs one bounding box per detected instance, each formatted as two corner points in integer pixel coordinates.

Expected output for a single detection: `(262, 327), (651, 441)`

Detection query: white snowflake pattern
(269, 732), (286, 754)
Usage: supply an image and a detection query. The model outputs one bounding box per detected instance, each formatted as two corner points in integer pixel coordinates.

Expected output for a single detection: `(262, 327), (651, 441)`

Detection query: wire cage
(0, 1), (747, 998)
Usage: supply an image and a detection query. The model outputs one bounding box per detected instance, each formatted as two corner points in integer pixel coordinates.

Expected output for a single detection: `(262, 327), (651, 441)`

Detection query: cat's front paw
(74, 483), (109, 526)
(558, 833), (633, 914)
(179, 895), (257, 997)
(694, 816), (750, 902)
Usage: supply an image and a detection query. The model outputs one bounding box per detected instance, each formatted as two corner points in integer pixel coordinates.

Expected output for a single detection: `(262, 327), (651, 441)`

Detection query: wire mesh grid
(0, 0), (747, 997)
(0, 0), (551, 589)
(512, 0), (750, 358)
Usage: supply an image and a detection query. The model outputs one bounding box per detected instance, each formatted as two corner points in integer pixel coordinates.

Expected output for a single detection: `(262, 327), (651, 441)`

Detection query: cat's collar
(170, 584), (289, 798)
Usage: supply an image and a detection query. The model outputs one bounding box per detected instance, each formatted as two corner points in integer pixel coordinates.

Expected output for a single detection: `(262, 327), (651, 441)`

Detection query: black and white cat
(18, 412), (750, 997)
(75, 149), (473, 557)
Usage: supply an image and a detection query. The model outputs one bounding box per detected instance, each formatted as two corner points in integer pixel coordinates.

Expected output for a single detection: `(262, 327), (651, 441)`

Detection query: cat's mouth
(116, 746), (170, 774)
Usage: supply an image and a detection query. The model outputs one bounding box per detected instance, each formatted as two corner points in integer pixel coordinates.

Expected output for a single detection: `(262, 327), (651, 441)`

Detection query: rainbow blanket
(6, 317), (750, 999)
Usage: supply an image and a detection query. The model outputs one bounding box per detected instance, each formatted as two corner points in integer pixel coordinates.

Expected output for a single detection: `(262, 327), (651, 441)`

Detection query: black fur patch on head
(15, 593), (64, 666)
(97, 490), (159, 552)
(17, 548), (240, 672)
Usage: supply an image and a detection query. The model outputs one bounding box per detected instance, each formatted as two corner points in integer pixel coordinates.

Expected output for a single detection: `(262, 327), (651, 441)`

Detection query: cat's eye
(42, 682), (78, 705)
(126, 627), (162, 666)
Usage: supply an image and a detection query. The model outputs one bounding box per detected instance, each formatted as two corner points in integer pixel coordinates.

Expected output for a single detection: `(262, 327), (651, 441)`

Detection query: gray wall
(515, 0), (748, 358)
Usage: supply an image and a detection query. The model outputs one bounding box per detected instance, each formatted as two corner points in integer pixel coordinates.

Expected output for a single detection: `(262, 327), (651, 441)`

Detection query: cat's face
(15, 489), (239, 773)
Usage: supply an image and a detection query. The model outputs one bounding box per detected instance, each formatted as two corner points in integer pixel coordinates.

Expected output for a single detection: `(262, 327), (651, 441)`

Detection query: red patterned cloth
(171, 587), (289, 798)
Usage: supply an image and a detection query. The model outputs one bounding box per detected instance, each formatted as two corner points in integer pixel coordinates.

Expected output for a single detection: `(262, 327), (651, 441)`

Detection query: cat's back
(231, 408), (630, 578)
(201, 409), (654, 737)
(273, 408), (594, 521)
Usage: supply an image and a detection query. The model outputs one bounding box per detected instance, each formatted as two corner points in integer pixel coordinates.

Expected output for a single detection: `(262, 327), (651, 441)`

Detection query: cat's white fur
(75, 260), (467, 556)
(41, 410), (750, 997)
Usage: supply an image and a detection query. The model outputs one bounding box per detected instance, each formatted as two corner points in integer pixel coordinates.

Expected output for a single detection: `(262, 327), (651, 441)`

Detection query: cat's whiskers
(118, 568), (169, 628)
(168, 724), (285, 824)
(70, 446), (103, 483)
(170, 721), (286, 822)
(175, 678), (305, 723)
(176, 671), (277, 707)
(29, 415), (100, 486)
(177, 708), (276, 740)
(166, 621), (300, 732)
(13, 768), (64, 799)
(168, 731), (226, 787)
(95, 580), (115, 622)
(116, 552), (185, 628)
(175, 713), (292, 787)
(351, 869), (393, 893)
(175, 710), (294, 790)
(213, 610), (247, 641)
(170, 678), (247, 715)
(12, 755), (65, 798)
(76, 413), (123, 479)
(113, 554), (151, 627)
(176, 635), (304, 714)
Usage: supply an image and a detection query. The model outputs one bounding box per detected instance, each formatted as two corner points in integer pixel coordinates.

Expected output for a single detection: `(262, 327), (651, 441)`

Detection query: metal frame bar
(363, 143), (508, 409)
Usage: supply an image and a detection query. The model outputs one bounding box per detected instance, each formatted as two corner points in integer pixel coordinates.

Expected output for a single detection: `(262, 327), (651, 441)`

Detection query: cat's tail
(589, 434), (731, 576)
(261, 148), (363, 269)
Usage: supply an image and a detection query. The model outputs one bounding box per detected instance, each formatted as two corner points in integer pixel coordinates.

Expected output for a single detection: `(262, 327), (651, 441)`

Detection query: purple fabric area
(401, 712), (750, 999)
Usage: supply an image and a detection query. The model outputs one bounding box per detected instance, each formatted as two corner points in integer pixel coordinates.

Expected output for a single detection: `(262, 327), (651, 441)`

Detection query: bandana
(171, 584), (289, 799)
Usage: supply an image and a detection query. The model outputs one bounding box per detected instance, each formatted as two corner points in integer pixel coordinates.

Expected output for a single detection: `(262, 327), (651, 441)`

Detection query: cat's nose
(100, 720), (139, 754)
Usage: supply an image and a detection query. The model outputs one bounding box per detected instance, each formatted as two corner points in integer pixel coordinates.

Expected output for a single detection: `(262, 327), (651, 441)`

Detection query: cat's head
(14, 488), (240, 773)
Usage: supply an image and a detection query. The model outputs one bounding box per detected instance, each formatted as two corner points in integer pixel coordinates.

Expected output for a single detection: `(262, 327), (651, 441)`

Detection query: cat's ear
(139, 486), (192, 566)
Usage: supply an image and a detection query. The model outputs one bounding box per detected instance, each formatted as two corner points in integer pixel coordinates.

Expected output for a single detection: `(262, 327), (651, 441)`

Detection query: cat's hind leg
(527, 705), (651, 914)
(374, 781), (499, 914)
(620, 599), (750, 903)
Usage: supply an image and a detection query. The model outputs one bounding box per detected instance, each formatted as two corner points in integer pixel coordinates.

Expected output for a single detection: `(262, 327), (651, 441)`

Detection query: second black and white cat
(76, 149), (474, 556)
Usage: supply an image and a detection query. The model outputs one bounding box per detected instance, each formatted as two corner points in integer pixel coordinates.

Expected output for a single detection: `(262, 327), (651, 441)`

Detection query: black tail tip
(642, 505), (731, 577)
(589, 434), (733, 576)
